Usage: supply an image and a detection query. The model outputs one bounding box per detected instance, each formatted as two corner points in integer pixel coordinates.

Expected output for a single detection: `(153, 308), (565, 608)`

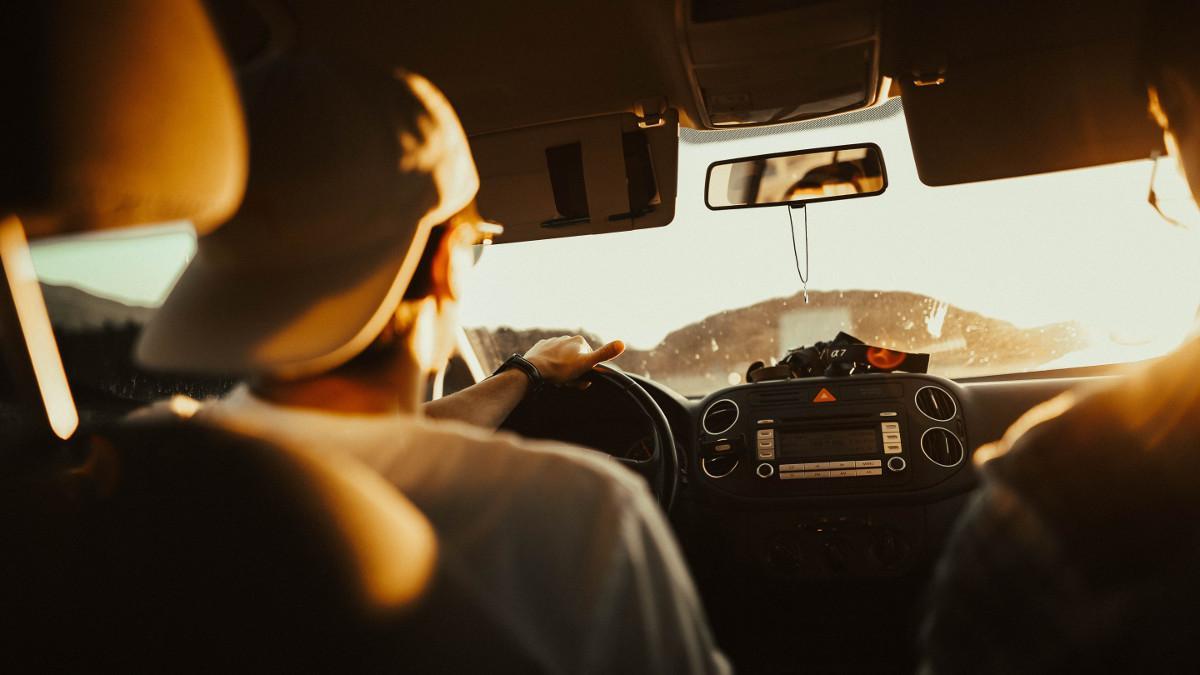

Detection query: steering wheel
(500, 364), (679, 512)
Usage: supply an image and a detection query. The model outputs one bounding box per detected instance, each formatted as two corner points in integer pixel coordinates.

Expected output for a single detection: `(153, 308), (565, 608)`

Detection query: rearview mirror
(705, 143), (886, 210)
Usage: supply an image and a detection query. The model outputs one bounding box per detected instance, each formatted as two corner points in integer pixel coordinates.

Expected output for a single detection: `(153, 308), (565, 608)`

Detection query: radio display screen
(779, 429), (878, 458)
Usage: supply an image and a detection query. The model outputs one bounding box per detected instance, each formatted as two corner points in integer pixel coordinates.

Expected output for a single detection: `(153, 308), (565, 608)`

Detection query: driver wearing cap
(135, 55), (727, 674)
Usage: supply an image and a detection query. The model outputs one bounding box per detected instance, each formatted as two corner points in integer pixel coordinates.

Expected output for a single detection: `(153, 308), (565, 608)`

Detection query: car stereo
(695, 375), (967, 499)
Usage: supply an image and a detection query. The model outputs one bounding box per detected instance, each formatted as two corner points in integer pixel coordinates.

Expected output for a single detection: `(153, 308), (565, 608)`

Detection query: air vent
(750, 389), (807, 406)
(920, 428), (965, 468)
(915, 385), (957, 422)
(702, 398), (739, 435)
(702, 456), (739, 479)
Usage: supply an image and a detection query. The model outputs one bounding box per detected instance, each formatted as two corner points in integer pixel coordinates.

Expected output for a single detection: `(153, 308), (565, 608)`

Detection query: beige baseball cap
(137, 55), (479, 378)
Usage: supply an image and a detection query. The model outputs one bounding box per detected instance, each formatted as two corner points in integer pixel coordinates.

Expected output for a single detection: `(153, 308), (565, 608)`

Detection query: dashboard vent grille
(921, 428), (965, 468)
(749, 389), (806, 406)
(915, 386), (957, 421)
(701, 399), (739, 435)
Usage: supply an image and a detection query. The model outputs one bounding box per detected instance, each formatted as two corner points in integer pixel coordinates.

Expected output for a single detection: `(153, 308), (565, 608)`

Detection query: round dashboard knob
(756, 462), (775, 478)
(886, 456), (907, 473)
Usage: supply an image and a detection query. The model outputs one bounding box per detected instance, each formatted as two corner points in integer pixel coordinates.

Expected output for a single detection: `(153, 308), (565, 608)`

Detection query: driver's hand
(523, 335), (625, 385)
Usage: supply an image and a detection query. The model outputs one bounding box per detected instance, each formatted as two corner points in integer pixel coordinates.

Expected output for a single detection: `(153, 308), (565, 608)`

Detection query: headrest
(0, 0), (247, 238)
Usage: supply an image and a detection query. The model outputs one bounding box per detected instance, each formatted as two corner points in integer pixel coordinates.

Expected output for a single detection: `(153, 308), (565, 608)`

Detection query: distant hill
(40, 283), (155, 332)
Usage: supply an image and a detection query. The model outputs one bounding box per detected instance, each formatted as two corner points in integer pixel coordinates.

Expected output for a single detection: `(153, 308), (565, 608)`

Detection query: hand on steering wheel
(522, 336), (625, 387)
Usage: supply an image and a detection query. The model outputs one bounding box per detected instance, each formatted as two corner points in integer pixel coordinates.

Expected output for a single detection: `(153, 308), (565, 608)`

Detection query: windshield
(459, 98), (1200, 396)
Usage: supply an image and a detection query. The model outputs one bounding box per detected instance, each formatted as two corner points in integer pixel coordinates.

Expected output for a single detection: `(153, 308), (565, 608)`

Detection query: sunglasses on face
(440, 199), (504, 265)
(468, 221), (504, 265)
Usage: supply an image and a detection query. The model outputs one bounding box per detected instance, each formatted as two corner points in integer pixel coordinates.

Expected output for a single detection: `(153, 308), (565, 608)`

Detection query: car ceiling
(222, 0), (695, 136)
(209, 0), (1162, 187)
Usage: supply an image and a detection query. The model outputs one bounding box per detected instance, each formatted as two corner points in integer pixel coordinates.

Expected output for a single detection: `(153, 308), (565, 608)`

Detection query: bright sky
(29, 99), (1200, 369)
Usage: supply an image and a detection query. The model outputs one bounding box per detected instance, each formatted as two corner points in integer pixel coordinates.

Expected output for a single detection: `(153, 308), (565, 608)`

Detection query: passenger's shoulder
(978, 338), (1200, 525)
(983, 338), (1200, 469)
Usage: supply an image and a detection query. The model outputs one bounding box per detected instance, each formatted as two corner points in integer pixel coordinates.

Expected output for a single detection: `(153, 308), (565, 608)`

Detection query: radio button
(757, 447), (776, 460)
(855, 460), (882, 468)
(884, 442), (903, 455)
(780, 462), (824, 471)
(756, 428), (774, 437)
(827, 461), (856, 470)
(882, 432), (902, 443)
(756, 463), (775, 478)
(757, 419), (775, 425)
(881, 422), (900, 432)
(829, 469), (857, 478)
(887, 456), (907, 472)
(880, 411), (899, 417)
(780, 471), (831, 479)
(851, 468), (883, 477)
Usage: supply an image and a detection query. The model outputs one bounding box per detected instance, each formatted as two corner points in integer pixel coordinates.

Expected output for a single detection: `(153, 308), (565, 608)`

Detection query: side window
(26, 224), (234, 418)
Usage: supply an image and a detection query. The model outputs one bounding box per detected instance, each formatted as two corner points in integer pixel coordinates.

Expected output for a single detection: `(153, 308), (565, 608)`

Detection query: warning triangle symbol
(813, 388), (837, 403)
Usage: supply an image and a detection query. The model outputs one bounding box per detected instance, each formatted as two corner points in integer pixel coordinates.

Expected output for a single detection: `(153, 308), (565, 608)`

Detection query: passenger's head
(1142, 0), (1200, 199)
(137, 55), (493, 381)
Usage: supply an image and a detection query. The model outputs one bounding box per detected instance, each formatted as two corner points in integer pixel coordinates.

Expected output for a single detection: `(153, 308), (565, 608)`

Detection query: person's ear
(407, 297), (440, 371)
(1152, 67), (1200, 206)
(1153, 67), (1199, 137)
(428, 222), (474, 305)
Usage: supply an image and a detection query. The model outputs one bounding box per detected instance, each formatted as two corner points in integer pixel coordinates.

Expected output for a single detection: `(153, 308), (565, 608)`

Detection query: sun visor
(893, 0), (1162, 186)
(471, 111), (678, 242)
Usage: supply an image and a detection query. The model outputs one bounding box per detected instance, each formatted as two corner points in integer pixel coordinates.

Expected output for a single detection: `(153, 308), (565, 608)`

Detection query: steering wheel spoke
(498, 365), (679, 512)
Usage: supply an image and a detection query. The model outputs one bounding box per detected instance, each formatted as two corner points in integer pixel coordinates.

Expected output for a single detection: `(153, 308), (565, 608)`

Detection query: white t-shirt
(186, 386), (729, 674)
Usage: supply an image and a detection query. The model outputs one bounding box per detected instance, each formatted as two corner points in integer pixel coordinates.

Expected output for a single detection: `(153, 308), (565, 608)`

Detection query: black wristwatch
(493, 353), (545, 395)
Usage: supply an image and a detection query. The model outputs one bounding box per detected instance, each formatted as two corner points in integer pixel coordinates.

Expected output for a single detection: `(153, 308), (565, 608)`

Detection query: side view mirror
(705, 143), (887, 210)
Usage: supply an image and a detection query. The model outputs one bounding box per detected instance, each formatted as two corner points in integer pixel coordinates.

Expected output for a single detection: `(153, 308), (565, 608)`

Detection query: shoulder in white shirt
(163, 386), (728, 675)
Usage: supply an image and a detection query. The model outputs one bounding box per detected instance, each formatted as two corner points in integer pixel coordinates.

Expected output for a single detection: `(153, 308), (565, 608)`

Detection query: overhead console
(681, 0), (884, 128)
(694, 374), (968, 501)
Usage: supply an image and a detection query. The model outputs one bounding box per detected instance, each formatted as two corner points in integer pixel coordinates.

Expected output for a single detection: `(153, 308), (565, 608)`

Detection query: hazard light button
(812, 388), (836, 403)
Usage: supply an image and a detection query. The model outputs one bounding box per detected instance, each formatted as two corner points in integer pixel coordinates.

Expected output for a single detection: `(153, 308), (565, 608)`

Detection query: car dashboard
(686, 375), (969, 575)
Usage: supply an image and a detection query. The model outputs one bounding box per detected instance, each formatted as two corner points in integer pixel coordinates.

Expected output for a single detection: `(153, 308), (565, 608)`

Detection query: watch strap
(493, 353), (544, 395)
